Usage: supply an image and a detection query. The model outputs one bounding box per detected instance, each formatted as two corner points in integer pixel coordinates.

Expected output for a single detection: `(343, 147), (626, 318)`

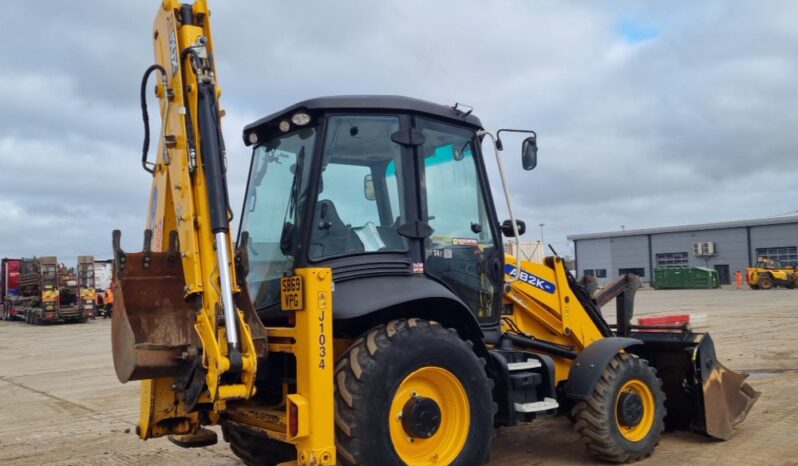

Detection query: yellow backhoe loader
(112, 2), (759, 464)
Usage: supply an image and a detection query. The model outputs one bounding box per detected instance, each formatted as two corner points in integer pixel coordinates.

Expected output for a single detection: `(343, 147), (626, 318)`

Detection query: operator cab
(756, 258), (785, 269)
(239, 96), (535, 332)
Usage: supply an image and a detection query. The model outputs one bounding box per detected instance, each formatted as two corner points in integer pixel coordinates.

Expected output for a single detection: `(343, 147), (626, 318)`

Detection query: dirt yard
(1, 287), (796, 465)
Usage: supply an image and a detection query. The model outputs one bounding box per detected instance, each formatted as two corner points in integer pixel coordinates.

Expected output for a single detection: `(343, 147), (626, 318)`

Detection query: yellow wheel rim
(615, 378), (655, 442)
(389, 366), (470, 465)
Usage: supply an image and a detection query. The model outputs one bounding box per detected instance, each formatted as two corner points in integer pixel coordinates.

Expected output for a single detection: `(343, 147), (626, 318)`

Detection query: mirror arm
(478, 130), (521, 284)
(497, 128), (537, 140)
(497, 129), (537, 151)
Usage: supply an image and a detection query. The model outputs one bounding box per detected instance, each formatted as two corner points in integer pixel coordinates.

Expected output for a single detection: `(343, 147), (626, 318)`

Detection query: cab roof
(242, 95), (484, 146)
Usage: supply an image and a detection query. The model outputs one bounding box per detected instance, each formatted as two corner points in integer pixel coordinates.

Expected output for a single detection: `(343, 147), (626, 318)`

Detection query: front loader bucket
(632, 332), (759, 440)
(692, 334), (760, 439)
(112, 236), (198, 383)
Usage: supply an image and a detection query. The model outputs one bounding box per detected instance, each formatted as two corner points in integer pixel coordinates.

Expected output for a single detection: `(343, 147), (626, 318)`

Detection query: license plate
(281, 275), (304, 311)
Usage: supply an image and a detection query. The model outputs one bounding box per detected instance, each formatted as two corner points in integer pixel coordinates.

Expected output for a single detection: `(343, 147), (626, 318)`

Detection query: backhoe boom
(111, 0), (265, 440)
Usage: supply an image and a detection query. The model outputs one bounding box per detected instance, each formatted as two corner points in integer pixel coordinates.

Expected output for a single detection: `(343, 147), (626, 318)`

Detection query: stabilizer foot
(168, 428), (218, 448)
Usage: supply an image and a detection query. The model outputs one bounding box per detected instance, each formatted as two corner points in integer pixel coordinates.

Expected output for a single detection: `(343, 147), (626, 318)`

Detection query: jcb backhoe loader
(112, 2), (759, 464)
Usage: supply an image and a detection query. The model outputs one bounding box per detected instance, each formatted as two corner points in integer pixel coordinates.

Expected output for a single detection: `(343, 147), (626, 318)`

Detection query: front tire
(335, 318), (494, 466)
(571, 353), (666, 463)
(759, 275), (773, 290)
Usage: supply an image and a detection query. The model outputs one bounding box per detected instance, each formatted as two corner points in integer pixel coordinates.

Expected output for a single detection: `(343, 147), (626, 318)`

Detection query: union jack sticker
(413, 262), (425, 273)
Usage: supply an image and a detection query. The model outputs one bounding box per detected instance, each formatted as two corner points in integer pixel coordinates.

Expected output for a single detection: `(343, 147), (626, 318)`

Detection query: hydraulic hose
(140, 64), (167, 174)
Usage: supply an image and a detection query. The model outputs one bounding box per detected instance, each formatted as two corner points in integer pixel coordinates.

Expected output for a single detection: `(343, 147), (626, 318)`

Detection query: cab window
(418, 117), (499, 320)
(309, 115), (409, 261)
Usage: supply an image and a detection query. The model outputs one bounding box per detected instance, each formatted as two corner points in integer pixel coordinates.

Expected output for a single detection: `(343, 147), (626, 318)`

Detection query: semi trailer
(15, 256), (93, 324)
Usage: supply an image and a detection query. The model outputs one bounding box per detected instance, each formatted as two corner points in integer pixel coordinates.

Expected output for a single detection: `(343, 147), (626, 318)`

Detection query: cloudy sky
(1, 1), (796, 264)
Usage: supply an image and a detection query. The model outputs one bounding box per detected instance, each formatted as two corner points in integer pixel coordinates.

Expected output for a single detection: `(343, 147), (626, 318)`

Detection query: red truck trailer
(1, 258), (22, 320)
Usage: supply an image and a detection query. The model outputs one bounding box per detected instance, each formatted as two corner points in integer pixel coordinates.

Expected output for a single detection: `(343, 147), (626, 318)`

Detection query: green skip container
(653, 266), (720, 289)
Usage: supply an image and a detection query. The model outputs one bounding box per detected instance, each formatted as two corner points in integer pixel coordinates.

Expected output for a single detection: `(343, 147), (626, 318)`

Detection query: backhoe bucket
(632, 332), (759, 440)
(112, 247), (198, 383)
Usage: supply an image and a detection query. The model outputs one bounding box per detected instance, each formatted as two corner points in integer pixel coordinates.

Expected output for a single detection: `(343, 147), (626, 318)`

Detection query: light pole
(539, 223), (545, 245)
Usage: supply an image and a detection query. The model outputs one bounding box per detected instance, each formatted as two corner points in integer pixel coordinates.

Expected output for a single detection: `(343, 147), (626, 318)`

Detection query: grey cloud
(0, 0), (796, 264)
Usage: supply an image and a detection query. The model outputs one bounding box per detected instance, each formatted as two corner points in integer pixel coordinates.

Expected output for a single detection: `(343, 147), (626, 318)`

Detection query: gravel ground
(1, 287), (796, 465)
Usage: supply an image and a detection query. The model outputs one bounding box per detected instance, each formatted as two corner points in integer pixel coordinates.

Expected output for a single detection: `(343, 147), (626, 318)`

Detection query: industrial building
(568, 216), (798, 285)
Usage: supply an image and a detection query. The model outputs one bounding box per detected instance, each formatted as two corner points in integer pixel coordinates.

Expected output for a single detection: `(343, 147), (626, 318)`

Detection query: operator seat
(310, 200), (364, 259)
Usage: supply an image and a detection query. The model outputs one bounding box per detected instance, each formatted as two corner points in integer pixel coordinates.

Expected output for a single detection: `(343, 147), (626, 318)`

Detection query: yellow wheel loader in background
(112, 2), (759, 464)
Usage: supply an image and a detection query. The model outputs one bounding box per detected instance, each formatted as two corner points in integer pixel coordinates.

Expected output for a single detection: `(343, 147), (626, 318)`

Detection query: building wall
(651, 228), (749, 278)
(575, 238), (612, 284)
(750, 223), (798, 264)
(573, 222), (798, 285)
(610, 235), (650, 280)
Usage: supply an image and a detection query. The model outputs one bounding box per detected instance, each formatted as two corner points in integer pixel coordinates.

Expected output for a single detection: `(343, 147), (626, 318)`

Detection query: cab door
(416, 117), (503, 323)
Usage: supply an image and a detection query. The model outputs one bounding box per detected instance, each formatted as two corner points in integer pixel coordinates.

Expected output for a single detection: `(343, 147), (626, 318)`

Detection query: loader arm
(111, 0), (267, 439)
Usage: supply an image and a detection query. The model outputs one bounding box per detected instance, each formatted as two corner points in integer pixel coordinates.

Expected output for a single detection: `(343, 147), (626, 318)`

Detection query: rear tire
(335, 318), (494, 466)
(571, 353), (665, 463)
(222, 424), (296, 466)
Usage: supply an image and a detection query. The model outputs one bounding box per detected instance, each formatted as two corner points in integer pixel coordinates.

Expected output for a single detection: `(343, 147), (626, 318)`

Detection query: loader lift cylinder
(197, 79), (241, 353)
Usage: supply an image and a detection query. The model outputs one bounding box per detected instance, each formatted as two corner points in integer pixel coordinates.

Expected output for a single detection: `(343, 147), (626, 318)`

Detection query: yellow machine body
(503, 254), (603, 382)
(113, 2), (756, 464)
(746, 257), (798, 289)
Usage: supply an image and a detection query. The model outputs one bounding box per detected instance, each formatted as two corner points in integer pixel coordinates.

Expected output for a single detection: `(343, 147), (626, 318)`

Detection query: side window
(422, 133), (493, 246)
(309, 115), (408, 261)
(424, 144), (488, 241)
(418, 118), (499, 321)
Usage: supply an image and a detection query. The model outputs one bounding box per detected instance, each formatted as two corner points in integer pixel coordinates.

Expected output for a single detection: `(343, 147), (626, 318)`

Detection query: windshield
(79, 265), (94, 288)
(41, 265), (57, 289)
(240, 127), (316, 310)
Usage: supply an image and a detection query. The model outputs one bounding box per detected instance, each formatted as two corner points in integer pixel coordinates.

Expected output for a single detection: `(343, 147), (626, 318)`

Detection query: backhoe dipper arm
(112, 0), (266, 440)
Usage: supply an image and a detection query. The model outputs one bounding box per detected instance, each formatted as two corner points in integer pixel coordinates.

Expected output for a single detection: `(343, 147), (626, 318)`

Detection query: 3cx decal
(505, 264), (556, 294)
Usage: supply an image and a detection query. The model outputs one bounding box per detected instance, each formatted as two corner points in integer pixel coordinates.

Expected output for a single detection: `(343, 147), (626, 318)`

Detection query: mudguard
(565, 337), (642, 400)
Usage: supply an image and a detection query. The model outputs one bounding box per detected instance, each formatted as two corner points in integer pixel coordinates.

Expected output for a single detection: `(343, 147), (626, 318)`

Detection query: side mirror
(522, 136), (538, 171)
(500, 219), (526, 237)
(364, 174), (375, 200)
